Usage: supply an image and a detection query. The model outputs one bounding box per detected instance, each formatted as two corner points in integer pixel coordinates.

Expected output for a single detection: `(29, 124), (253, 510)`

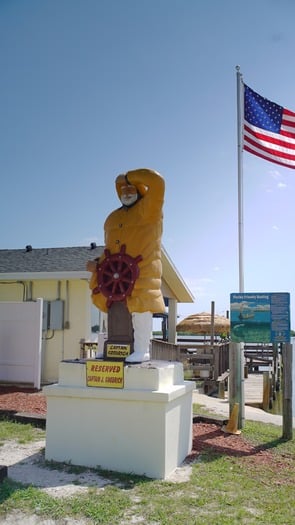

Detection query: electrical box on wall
(50, 300), (64, 330)
(42, 300), (64, 331)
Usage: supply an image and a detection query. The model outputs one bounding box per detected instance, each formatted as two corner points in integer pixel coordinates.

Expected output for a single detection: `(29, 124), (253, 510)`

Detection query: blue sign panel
(230, 292), (290, 343)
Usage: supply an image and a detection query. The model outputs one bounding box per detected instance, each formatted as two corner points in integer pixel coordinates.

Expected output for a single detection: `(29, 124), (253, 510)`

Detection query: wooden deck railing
(151, 338), (230, 382)
(151, 339), (181, 361)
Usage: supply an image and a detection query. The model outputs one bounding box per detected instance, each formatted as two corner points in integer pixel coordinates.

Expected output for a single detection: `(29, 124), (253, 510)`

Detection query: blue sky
(1, 0), (295, 327)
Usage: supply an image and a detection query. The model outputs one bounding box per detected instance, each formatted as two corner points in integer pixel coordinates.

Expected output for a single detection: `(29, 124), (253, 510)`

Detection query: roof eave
(0, 271), (91, 281)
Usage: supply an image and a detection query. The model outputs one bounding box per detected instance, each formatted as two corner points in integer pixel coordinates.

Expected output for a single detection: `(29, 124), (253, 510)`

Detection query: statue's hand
(86, 260), (97, 272)
(115, 174), (126, 185)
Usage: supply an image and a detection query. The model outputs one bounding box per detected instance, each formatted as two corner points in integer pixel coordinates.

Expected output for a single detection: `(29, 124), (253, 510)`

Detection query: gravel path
(0, 437), (192, 524)
(0, 439), (122, 524)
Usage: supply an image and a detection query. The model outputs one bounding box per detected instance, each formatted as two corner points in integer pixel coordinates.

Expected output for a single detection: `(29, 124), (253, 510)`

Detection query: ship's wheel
(92, 244), (142, 308)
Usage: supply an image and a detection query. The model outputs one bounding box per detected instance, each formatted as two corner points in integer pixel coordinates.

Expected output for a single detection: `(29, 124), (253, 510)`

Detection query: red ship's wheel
(92, 244), (142, 308)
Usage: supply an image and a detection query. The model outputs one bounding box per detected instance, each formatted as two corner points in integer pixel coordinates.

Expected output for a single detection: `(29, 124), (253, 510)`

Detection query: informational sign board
(86, 360), (124, 388)
(230, 292), (290, 343)
(105, 343), (131, 359)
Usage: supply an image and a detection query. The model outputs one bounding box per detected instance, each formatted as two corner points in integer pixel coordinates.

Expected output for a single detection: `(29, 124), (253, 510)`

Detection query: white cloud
(183, 276), (214, 300)
(269, 169), (281, 180)
(265, 169), (287, 191)
(277, 182), (287, 189)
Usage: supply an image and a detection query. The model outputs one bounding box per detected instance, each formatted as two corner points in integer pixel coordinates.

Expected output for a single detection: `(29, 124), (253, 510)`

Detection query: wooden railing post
(262, 371), (270, 411)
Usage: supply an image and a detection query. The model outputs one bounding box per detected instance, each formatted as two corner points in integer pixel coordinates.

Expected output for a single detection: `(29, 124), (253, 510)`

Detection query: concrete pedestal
(44, 360), (194, 479)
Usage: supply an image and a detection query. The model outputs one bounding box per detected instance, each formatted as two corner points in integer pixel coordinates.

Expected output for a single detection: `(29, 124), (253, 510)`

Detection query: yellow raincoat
(90, 168), (165, 314)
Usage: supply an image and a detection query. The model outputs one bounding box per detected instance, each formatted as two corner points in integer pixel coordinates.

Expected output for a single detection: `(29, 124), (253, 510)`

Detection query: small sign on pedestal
(105, 343), (130, 360)
(86, 360), (124, 388)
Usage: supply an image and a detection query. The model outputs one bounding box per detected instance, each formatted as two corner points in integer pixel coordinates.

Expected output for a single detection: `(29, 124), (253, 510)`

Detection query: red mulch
(0, 386), (47, 415)
(190, 421), (284, 467)
(0, 387), (291, 469)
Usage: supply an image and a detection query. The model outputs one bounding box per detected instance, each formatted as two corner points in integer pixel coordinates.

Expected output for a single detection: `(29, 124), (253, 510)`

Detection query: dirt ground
(0, 386), (290, 524)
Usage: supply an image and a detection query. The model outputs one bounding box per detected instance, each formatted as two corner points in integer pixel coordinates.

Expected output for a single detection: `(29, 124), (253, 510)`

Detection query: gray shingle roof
(0, 245), (104, 273)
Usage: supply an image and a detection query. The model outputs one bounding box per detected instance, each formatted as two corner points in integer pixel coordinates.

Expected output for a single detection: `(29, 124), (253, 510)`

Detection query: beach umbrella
(176, 312), (230, 335)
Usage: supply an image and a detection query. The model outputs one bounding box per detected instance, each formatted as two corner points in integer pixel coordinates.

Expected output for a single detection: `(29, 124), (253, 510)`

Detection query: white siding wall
(0, 279), (92, 384)
(0, 299), (42, 388)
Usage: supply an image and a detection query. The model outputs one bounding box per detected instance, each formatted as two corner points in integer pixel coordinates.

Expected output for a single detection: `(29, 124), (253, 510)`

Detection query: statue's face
(120, 185), (138, 206)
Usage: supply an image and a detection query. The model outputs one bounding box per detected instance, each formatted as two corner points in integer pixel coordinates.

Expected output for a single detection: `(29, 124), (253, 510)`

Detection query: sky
(1, 0), (295, 327)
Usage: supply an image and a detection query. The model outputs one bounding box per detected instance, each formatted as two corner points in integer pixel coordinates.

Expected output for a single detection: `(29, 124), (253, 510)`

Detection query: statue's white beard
(120, 194), (138, 206)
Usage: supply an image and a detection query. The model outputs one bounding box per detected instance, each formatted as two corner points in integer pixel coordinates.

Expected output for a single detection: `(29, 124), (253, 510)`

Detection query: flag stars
(245, 85), (282, 132)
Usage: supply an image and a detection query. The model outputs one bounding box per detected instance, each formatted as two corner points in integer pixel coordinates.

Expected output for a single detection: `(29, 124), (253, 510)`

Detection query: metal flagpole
(236, 65), (244, 294)
(229, 66), (245, 429)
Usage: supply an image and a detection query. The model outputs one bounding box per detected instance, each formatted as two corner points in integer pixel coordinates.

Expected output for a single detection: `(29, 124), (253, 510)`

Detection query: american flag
(243, 84), (295, 169)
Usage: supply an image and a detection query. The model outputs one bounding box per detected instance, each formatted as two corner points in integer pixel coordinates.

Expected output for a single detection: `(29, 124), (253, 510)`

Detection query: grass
(0, 414), (294, 524)
(0, 418), (45, 445)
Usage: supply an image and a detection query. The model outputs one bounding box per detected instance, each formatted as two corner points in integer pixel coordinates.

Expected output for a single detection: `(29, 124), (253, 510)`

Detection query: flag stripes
(243, 84), (295, 169)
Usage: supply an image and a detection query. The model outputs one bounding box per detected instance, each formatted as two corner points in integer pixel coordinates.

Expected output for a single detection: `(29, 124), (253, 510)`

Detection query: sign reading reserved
(86, 360), (124, 388)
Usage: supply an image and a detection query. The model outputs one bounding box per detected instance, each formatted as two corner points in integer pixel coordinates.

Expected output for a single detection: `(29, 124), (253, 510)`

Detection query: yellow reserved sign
(86, 360), (124, 388)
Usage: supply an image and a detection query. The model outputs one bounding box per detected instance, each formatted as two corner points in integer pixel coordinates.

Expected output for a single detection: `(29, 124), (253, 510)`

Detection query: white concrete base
(44, 360), (195, 479)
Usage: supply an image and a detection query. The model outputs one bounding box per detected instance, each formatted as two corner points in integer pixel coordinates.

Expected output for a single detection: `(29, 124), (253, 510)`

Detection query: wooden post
(218, 381), (225, 399)
(282, 343), (293, 440)
(210, 301), (215, 346)
(213, 346), (220, 381)
(262, 371), (270, 411)
(229, 342), (245, 429)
